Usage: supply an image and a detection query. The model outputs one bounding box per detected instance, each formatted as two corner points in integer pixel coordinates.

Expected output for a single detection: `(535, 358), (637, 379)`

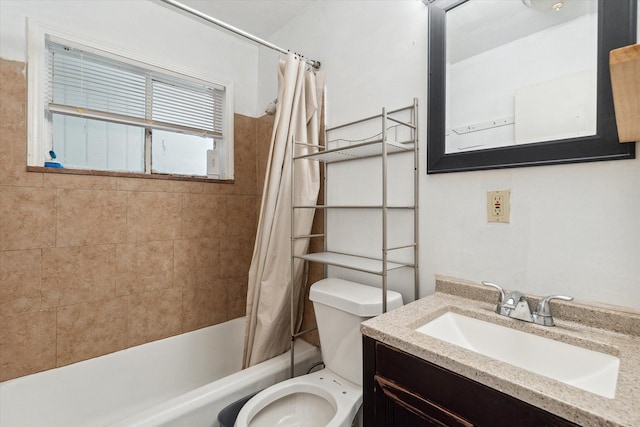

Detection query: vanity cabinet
(363, 336), (579, 427)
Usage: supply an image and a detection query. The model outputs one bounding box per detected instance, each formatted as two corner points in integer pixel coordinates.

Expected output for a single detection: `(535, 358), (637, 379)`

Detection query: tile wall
(0, 58), (304, 381)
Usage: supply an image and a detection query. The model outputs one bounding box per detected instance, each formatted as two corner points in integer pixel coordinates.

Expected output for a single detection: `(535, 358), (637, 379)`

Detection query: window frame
(27, 19), (235, 180)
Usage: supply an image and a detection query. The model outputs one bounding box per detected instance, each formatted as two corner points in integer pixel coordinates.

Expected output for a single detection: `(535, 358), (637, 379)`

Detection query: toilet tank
(309, 278), (403, 386)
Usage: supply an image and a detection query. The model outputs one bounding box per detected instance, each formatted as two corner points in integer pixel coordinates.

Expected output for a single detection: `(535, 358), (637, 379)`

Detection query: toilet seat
(234, 369), (362, 427)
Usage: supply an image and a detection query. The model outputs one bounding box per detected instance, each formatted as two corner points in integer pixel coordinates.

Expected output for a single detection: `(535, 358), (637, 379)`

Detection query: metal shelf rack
(289, 98), (419, 375)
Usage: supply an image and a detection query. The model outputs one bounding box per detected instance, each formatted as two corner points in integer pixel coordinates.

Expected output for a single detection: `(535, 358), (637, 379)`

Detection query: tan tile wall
(0, 58), (271, 381)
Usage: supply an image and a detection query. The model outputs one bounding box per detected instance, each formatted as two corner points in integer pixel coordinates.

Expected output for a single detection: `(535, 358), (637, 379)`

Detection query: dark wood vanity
(363, 336), (579, 427)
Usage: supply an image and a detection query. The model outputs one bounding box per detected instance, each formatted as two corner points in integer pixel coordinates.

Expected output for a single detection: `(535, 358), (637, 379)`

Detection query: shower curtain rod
(160, 0), (321, 70)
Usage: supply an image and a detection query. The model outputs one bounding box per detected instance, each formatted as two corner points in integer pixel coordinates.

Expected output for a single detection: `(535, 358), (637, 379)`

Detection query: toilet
(234, 278), (403, 427)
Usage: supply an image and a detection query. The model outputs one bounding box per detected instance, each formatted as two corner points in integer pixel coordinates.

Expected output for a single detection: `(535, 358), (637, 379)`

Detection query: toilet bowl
(234, 278), (403, 427)
(234, 369), (361, 427)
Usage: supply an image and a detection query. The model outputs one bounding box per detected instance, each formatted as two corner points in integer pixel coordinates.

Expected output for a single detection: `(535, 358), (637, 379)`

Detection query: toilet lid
(310, 278), (403, 317)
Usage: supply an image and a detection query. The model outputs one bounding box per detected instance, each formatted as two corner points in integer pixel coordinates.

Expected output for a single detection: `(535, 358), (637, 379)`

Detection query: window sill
(27, 166), (234, 184)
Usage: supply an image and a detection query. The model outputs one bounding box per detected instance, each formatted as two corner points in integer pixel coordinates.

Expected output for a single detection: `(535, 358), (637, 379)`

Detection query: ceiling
(174, 0), (317, 40)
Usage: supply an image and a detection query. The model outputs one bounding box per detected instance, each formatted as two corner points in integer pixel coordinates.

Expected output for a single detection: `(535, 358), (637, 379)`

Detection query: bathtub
(0, 317), (321, 427)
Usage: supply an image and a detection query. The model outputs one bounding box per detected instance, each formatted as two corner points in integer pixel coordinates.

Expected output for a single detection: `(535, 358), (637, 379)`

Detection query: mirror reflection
(445, 0), (598, 153)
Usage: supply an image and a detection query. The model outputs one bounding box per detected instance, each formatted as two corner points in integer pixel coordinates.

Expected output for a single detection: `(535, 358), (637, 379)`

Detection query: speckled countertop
(361, 276), (640, 427)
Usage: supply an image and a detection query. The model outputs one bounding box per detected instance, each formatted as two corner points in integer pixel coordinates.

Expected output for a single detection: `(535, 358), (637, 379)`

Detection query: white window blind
(46, 38), (225, 139)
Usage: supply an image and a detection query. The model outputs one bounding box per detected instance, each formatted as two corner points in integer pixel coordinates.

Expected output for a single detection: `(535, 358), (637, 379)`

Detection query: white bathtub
(0, 317), (321, 427)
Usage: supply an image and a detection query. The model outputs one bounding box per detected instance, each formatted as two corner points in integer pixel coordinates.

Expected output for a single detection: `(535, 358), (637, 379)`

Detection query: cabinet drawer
(373, 341), (578, 427)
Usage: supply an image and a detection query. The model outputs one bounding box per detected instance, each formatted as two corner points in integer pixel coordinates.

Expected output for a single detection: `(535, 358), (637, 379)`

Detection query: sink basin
(416, 312), (619, 398)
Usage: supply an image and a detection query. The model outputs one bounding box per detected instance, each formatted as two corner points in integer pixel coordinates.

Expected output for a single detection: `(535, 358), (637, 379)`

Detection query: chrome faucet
(481, 281), (573, 326)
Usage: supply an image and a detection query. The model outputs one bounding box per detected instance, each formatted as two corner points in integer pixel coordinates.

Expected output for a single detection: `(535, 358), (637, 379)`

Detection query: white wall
(0, 0), (260, 117)
(3, 0), (637, 310)
(258, 1), (427, 124)
(262, 1), (640, 310)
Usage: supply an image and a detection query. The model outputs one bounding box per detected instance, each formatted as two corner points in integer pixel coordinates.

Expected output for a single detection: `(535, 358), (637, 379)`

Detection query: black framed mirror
(427, 0), (637, 174)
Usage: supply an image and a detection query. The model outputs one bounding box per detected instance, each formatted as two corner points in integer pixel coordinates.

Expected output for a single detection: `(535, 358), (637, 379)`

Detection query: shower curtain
(243, 54), (324, 368)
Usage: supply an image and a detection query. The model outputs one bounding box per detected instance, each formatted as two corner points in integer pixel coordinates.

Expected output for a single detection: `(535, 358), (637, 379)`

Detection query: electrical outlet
(487, 190), (510, 223)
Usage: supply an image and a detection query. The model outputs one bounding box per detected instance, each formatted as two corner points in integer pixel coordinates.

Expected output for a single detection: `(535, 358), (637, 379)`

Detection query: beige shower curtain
(243, 54), (324, 368)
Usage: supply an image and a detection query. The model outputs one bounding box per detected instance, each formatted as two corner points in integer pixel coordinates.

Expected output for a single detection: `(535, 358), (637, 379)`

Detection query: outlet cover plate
(487, 189), (510, 223)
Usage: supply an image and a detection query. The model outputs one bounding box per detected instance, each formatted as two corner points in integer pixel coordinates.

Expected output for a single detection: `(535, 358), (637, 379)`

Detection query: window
(28, 24), (233, 179)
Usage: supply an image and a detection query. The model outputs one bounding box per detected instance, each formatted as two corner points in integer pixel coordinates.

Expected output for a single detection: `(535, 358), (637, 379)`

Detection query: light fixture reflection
(522, 0), (570, 13)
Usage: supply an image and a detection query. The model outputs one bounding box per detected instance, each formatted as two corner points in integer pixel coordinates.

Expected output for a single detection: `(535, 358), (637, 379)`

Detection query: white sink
(416, 312), (619, 398)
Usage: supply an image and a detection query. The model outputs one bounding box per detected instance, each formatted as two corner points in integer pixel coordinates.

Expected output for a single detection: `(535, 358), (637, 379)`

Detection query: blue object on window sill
(45, 150), (63, 168)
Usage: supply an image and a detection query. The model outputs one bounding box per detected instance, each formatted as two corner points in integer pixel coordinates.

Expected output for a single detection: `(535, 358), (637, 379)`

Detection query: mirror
(427, 0), (637, 173)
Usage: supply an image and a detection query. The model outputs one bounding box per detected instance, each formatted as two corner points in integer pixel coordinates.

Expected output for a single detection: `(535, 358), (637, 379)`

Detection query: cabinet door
(374, 375), (474, 427)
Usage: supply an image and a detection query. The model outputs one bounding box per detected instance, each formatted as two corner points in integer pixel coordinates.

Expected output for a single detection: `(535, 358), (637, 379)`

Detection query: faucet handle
(536, 295), (574, 316)
(534, 295), (573, 326)
(481, 281), (505, 303)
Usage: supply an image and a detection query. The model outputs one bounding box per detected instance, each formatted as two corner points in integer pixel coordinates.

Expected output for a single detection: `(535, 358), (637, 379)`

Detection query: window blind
(46, 38), (224, 138)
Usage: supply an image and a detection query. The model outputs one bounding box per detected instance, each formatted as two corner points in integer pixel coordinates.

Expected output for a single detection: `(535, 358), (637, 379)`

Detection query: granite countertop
(361, 276), (640, 427)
